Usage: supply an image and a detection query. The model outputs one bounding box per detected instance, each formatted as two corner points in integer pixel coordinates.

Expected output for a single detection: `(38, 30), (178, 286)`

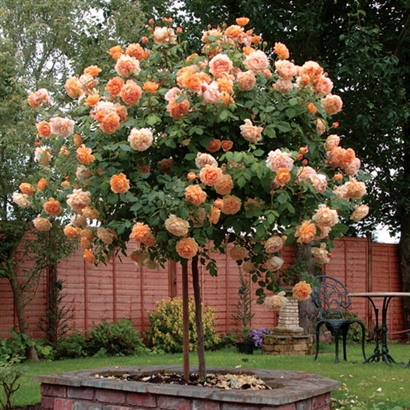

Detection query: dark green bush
(54, 330), (88, 359)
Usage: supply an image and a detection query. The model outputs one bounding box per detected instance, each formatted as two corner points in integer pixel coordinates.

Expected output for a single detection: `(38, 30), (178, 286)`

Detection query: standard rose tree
(17, 17), (368, 375)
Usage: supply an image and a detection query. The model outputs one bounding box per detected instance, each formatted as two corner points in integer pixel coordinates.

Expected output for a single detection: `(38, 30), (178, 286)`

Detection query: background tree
(150, 0), (410, 330)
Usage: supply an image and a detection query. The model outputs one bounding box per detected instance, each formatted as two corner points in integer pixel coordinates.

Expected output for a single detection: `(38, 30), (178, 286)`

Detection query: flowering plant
(18, 17), (368, 299)
(248, 328), (273, 348)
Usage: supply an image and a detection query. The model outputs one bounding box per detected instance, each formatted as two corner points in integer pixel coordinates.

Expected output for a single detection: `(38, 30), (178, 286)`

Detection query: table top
(349, 292), (410, 298)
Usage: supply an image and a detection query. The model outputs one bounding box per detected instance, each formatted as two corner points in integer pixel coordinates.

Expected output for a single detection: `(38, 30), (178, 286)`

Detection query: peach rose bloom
(310, 174), (327, 193)
(240, 119), (263, 144)
(219, 140), (232, 152)
(100, 112), (121, 134)
(27, 88), (51, 108)
(273, 42), (290, 60)
(76, 145), (95, 165)
(82, 206), (100, 220)
(296, 166), (317, 183)
(105, 76), (124, 96)
(108, 45), (124, 60)
(12, 193), (30, 208)
(83, 65), (101, 77)
(264, 235), (284, 254)
(64, 77), (82, 99)
(78, 73), (98, 91)
(265, 256), (284, 272)
(273, 78), (294, 94)
(164, 214), (190, 236)
(143, 81), (159, 93)
(125, 43), (149, 60)
(37, 178), (47, 191)
(265, 291), (287, 311)
(307, 103), (317, 114)
(73, 133), (83, 147)
(299, 61), (323, 82)
(97, 227), (115, 245)
(321, 94), (343, 115)
(33, 217), (52, 232)
(346, 177), (367, 199)
(311, 243), (330, 265)
(274, 168), (291, 187)
(71, 215), (87, 228)
(312, 204), (339, 227)
(221, 195), (242, 215)
(63, 225), (81, 240)
(175, 237), (199, 259)
(67, 189), (91, 213)
(166, 98), (190, 119)
(43, 197), (62, 216)
(201, 81), (221, 104)
(327, 146), (345, 169)
(84, 94), (100, 107)
(224, 24), (244, 38)
(206, 139), (222, 153)
(129, 222), (153, 244)
(266, 149), (294, 173)
(314, 75), (333, 96)
(115, 55), (140, 77)
(208, 206), (221, 224)
(236, 17), (249, 26)
(83, 249), (96, 264)
(209, 54), (233, 78)
(128, 128), (153, 152)
(324, 134), (340, 151)
(244, 50), (269, 72)
(316, 118), (326, 135)
(344, 157), (361, 176)
(120, 80), (142, 106)
(114, 103), (128, 121)
(19, 183), (35, 196)
(153, 27), (176, 44)
(215, 174), (233, 195)
(34, 147), (52, 165)
(110, 173), (130, 194)
(292, 281), (312, 301)
(275, 60), (298, 80)
(187, 172), (196, 181)
(295, 220), (317, 244)
(50, 117), (75, 137)
(185, 185), (207, 206)
(217, 77), (234, 93)
(36, 121), (51, 137)
(76, 165), (91, 181)
(350, 204), (369, 222)
(236, 70), (256, 91)
(229, 245), (248, 261)
(199, 164), (223, 186)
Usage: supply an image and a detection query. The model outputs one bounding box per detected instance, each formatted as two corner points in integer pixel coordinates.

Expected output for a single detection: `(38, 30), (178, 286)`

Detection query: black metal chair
(311, 275), (366, 363)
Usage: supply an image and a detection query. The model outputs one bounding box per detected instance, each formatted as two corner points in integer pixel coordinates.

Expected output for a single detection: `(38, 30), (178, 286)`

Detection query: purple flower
(248, 328), (273, 348)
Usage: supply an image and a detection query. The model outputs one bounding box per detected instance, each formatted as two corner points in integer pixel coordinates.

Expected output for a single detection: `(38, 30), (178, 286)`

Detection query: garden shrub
(86, 319), (145, 357)
(148, 298), (219, 353)
(54, 330), (88, 359)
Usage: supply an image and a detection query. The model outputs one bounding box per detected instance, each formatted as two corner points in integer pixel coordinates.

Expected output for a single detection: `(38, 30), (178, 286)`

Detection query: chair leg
(342, 328), (348, 361)
(334, 331), (340, 364)
(314, 323), (323, 360)
(358, 321), (367, 362)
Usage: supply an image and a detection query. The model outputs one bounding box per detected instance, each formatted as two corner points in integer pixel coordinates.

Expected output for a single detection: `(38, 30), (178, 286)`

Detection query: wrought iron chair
(311, 275), (366, 363)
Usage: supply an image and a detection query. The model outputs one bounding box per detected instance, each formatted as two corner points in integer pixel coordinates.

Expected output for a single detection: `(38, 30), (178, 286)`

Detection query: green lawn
(6, 342), (410, 410)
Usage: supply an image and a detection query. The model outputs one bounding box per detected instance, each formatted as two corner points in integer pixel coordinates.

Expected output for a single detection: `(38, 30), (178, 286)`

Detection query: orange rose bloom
(110, 173), (130, 194)
(208, 206), (221, 224)
(185, 185), (207, 206)
(63, 225), (81, 240)
(35, 121), (51, 137)
(143, 81), (159, 93)
(236, 17), (249, 26)
(166, 98), (190, 119)
(129, 222), (154, 246)
(221, 195), (242, 215)
(175, 237), (198, 259)
(43, 197), (62, 216)
(187, 172), (196, 181)
(100, 112), (120, 134)
(120, 80), (142, 106)
(221, 140), (234, 151)
(108, 45), (124, 60)
(73, 133), (83, 147)
(274, 168), (291, 187)
(76, 145), (95, 165)
(84, 94), (100, 107)
(84, 65), (102, 77)
(207, 139), (222, 153)
(105, 77), (124, 97)
(307, 103), (317, 114)
(225, 24), (243, 38)
(37, 178), (47, 191)
(273, 42), (290, 60)
(126, 43), (149, 60)
(214, 174), (234, 195)
(295, 220), (317, 244)
(199, 164), (223, 186)
(83, 249), (96, 264)
(19, 183), (36, 196)
(292, 281), (312, 301)
(64, 77), (82, 98)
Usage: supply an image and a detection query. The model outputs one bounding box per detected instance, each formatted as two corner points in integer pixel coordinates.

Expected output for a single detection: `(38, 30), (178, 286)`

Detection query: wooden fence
(0, 236), (405, 341)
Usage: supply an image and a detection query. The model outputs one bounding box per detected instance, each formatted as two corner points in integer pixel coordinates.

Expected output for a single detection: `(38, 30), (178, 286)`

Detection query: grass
(5, 342), (410, 410)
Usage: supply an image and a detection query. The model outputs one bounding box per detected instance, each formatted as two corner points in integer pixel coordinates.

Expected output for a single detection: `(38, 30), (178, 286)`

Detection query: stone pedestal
(262, 292), (314, 356)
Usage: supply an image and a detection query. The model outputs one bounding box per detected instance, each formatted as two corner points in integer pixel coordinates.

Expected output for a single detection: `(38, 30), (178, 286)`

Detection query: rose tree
(18, 17), (368, 377)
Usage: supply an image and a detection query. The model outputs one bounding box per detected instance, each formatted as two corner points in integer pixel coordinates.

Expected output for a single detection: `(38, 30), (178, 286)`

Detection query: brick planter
(33, 365), (340, 410)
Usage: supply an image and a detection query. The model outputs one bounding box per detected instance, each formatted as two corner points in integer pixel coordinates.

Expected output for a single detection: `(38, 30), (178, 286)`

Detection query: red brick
(157, 396), (191, 410)
(95, 389), (126, 405)
(192, 399), (221, 410)
(126, 392), (157, 407)
(54, 398), (74, 410)
(40, 396), (54, 410)
(41, 384), (67, 398)
(312, 393), (330, 409)
(68, 386), (94, 400)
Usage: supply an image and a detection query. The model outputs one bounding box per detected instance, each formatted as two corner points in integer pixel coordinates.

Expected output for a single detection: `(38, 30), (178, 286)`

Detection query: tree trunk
(192, 256), (206, 378)
(398, 217), (410, 330)
(295, 243), (322, 334)
(181, 262), (190, 380)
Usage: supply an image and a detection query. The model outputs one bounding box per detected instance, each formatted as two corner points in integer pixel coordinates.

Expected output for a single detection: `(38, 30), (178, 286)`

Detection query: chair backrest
(311, 275), (352, 320)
